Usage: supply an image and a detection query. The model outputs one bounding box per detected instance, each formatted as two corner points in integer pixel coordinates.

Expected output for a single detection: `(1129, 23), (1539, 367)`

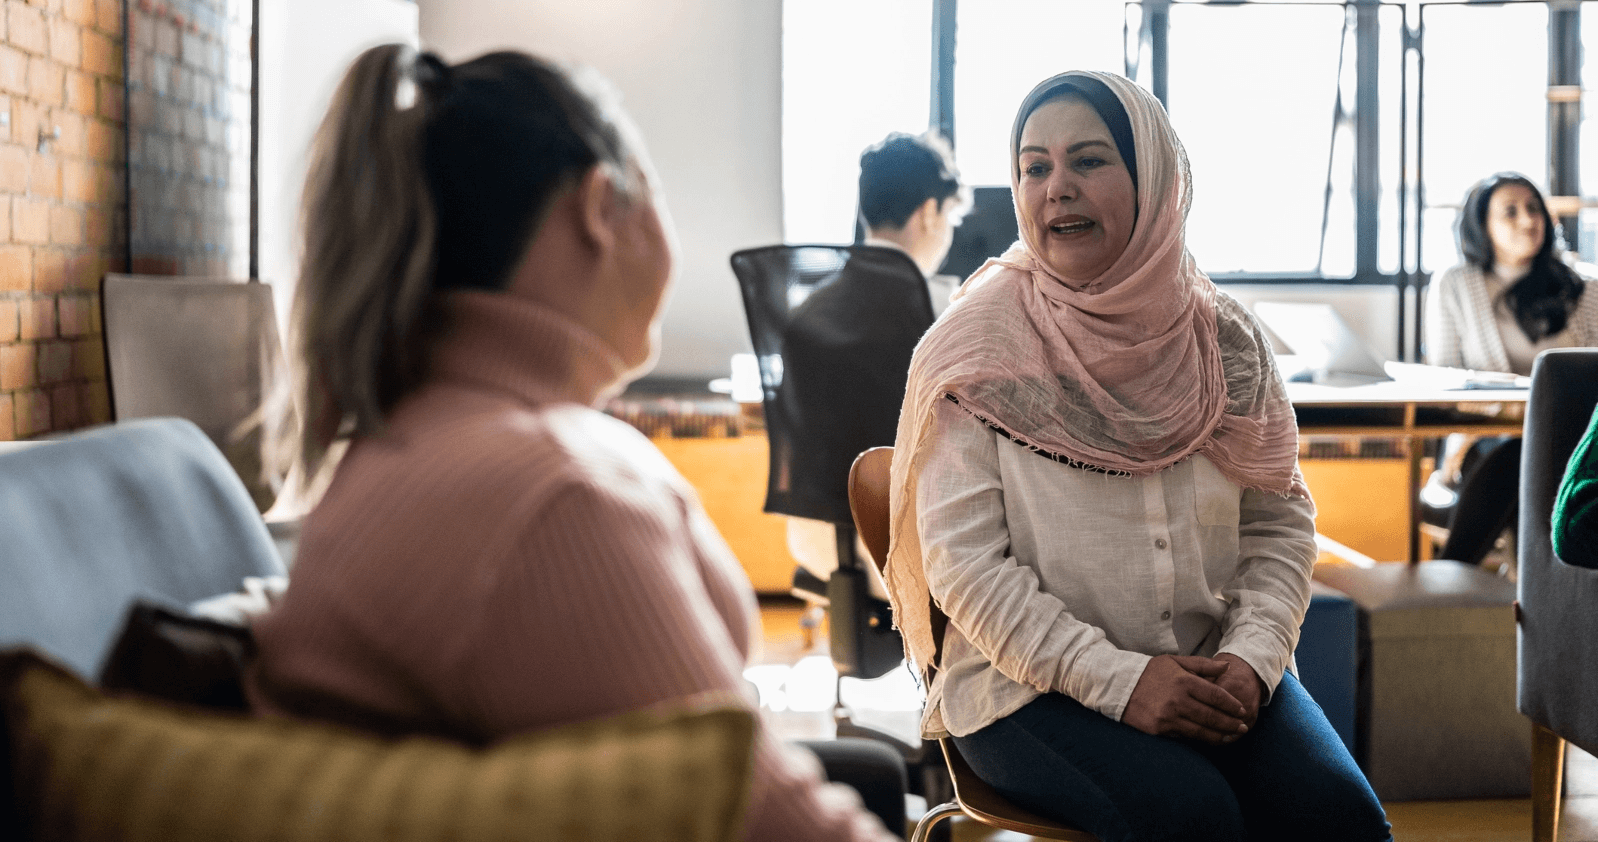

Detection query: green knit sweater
(1553, 407), (1598, 566)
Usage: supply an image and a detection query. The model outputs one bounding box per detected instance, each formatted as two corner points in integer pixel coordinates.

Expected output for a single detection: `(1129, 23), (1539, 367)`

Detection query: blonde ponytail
(291, 44), (441, 486)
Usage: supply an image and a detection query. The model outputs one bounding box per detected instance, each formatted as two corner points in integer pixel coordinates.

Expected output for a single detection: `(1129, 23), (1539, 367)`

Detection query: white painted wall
(258, 0), (420, 331)
(419, 0), (782, 380)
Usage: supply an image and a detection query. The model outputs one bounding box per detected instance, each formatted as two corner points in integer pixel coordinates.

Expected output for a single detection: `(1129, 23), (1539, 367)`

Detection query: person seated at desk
(884, 70), (1390, 842)
(246, 45), (898, 842)
(782, 131), (968, 599)
(1422, 172), (1598, 566)
(1555, 406), (1598, 568)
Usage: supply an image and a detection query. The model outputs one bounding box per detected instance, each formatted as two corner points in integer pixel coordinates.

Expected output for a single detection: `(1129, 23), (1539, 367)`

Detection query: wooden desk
(633, 381), (1527, 584)
(1288, 381), (1528, 563)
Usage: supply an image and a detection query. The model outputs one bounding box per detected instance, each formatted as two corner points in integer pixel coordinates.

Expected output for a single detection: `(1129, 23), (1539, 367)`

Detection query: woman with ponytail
(246, 45), (898, 842)
(1422, 173), (1598, 567)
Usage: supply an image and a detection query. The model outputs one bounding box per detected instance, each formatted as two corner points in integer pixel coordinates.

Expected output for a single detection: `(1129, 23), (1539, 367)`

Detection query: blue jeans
(953, 673), (1391, 842)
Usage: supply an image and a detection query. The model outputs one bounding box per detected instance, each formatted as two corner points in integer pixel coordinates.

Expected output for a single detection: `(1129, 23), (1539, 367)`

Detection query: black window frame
(924, 0), (1584, 360)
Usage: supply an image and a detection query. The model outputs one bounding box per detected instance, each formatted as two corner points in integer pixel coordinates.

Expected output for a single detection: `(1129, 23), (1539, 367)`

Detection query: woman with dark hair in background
(1423, 172), (1598, 567)
(245, 44), (900, 842)
(883, 70), (1390, 842)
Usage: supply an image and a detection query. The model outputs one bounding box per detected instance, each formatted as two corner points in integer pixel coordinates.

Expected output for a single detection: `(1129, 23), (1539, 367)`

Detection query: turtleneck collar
(427, 291), (631, 408)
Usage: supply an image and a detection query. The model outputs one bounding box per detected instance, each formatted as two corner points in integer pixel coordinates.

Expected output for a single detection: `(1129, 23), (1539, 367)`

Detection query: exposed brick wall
(0, 0), (123, 440)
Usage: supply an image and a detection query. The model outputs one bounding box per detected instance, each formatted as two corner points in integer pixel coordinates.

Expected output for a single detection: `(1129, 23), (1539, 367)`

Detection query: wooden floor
(752, 599), (1598, 841)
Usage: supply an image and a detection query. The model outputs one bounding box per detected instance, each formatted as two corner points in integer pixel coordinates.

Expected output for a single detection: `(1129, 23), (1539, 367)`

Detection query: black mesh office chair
(730, 244), (948, 809)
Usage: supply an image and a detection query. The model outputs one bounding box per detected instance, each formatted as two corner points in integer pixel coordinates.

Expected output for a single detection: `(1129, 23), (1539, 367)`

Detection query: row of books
(1300, 437), (1410, 460)
(604, 396), (756, 439)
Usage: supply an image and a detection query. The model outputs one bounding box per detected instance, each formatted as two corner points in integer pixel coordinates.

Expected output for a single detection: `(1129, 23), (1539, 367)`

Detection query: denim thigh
(1195, 672), (1391, 842)
(953, 692), (1245, 842)
(952, 673), (1391, 842)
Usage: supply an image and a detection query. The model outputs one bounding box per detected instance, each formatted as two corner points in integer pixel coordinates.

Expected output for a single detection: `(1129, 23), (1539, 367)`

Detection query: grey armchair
(101, 274), (292, 514)
(1517, 348), (1598, 842)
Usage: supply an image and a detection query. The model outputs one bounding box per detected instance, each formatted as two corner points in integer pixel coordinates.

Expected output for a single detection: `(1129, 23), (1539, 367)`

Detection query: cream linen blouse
(917, 397), (1318, 738)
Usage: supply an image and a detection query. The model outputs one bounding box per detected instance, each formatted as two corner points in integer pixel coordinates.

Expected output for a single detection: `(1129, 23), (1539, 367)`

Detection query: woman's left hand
(1212, 653), (1265, 728)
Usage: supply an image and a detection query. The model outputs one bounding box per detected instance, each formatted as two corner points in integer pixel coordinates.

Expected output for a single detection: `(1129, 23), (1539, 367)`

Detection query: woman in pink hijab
(883, 71), (1391, 841)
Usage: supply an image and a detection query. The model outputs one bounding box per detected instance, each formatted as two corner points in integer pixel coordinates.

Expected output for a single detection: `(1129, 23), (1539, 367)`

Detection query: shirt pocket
(1191, 458), (1245, 592)
(1192, 457), (1242, 528)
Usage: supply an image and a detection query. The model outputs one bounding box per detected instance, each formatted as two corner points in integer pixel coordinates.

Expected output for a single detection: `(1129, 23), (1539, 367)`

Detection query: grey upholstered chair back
(0, 418), (285, 679)
(1518, 347), (1598, 755)
(101, 274), (290, 512)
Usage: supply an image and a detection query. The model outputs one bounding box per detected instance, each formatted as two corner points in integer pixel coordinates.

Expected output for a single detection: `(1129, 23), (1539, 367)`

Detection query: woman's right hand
(1122, 655), (1250, 744)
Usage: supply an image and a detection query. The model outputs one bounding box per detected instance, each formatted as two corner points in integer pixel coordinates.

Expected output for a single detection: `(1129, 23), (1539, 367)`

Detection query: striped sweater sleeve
(1424, 266), (1467, 369)
(450, 477), (895, 842)
(1575, 277), (1598, 347)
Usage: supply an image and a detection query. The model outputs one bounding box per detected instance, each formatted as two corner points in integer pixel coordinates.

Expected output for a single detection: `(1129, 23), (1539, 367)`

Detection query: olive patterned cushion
(1, 649), (754, 842)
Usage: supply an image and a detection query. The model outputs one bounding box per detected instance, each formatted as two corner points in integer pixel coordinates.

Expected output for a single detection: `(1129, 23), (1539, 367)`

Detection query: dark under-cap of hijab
(1016, 75), (1138, 191)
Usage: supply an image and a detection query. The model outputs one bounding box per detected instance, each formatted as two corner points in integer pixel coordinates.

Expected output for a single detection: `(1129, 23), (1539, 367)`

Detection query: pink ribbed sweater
(247, 292), (891, 842)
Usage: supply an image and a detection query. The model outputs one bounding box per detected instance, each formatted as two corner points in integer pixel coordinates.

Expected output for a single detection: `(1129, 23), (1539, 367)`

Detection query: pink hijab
(883, 71), (1309, 676)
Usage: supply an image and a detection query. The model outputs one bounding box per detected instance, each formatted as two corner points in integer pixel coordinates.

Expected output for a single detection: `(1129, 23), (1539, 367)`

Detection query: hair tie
(414, 52), (452, 98)
(395, 49), (451, 111)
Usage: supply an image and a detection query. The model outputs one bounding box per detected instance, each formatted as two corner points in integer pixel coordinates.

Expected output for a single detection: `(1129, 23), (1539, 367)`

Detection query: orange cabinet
(655, 433), (794, 594)
(1301, 457), (1419, 563)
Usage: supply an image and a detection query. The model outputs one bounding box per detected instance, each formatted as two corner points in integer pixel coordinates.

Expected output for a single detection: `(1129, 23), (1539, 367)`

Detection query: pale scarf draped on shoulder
(883, 70), (1310, 678)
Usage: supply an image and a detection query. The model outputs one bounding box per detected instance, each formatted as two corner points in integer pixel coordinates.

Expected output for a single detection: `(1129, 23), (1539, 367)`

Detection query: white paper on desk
(1382, 361), (1530, 390)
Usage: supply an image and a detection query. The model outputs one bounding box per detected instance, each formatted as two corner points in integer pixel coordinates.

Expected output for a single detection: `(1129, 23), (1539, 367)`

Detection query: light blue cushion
(0, 418), (284, 679)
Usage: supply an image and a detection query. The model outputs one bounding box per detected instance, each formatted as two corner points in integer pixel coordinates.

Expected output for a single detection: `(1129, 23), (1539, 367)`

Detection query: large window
(1578, 3), (1598, 262)
(1163, 3), (1354, 276)
(1418, 2), (1548, 274)
(952, 2), (1125, 186)
(781, 0), (933, 244)
(782, 0), (1588, 298)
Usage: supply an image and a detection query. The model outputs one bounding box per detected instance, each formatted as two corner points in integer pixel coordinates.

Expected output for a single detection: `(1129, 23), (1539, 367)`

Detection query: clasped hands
(1122, 653), (1265, 745)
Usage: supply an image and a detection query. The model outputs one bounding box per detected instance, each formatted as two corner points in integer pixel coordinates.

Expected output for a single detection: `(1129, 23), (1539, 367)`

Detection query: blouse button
(1155, 538), (1168, 550)
(1160, 610), (1172, 620)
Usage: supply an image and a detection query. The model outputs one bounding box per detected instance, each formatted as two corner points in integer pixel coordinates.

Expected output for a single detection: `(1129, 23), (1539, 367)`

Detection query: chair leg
(917, 764), (954, 842)
(1532, 722), (1567, 842)
(910, 801), (963, 842)
(917, 747), (952, 801)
